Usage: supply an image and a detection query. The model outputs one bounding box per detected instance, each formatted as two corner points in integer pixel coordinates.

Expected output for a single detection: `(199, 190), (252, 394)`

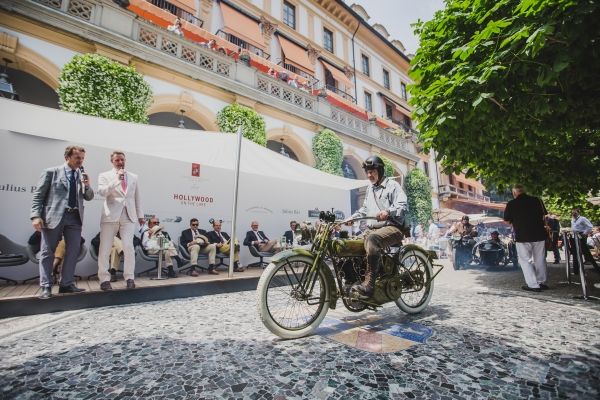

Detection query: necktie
(255, 231), (263, 241)
(68, 169), (77, 209)
(194, 230), (198, 237)
(218, 231), (224, 243)
(121, 172), (127, 192)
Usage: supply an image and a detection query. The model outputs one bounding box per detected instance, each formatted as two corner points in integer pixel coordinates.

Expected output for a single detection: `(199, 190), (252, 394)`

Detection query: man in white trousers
(504, 184), (548, 292)
(97, 151), (144, 291)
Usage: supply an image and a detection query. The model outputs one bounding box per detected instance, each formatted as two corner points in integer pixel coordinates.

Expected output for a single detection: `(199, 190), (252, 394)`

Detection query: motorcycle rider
(446, 215), (478, 244)
(349, 155), (408, 298)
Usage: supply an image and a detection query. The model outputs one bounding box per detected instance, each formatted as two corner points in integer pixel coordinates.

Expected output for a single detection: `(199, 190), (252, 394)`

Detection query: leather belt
(65, 208), (79, 213)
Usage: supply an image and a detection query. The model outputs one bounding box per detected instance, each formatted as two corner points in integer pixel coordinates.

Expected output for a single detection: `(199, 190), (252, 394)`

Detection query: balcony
(439, 184), (491, 202)
(146, 0), (203, 27)
(215, 29), (270, 60)
(3, 0), (419, 161)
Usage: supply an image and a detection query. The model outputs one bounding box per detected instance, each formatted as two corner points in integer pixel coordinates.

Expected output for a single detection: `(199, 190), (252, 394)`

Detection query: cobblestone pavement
(1, 259), (600, 399)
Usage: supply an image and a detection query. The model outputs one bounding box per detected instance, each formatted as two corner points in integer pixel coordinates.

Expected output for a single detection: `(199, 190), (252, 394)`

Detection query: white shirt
(572, 216), (593, 235)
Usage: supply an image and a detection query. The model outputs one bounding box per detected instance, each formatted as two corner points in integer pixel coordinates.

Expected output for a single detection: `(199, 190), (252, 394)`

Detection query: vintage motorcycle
(472, 235), (519, 267)
(447, 234), (474, 270)
(256, 211), (442, 339)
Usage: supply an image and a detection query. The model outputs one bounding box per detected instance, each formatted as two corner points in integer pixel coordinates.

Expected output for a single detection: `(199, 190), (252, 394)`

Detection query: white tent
(0, 99), (367, 191)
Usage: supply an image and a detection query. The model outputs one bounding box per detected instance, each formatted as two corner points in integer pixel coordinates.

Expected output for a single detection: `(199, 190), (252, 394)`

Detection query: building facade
(0, 0), (445, 210)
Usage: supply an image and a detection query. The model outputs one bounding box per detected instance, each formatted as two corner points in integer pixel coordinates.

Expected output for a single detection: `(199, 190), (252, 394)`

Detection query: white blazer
(98, 169), (143, 223)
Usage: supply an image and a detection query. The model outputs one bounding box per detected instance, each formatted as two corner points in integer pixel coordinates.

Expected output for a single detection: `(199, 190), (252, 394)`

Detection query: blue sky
(346, 0), (446, 54)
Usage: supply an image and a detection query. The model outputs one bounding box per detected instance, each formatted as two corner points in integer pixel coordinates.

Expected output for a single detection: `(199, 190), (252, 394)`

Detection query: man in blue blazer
(30, 146), (94, 299)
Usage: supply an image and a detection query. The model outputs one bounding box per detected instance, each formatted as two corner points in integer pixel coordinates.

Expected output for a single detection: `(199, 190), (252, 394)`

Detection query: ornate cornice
(306, 43), (320, 66)
(259, 15), (277, 44)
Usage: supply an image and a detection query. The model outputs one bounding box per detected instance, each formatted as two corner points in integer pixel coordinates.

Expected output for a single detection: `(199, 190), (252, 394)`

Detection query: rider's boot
(351, 255), (381, 298)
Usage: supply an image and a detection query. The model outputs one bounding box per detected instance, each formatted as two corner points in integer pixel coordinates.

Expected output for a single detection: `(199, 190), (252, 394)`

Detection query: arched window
(5, 68), (58, 108)
(148, 112), (205, 130)
(266, 139), (298, 161)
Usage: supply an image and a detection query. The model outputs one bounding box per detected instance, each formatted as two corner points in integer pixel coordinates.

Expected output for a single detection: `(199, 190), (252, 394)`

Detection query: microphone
(79, 166), (87, 193)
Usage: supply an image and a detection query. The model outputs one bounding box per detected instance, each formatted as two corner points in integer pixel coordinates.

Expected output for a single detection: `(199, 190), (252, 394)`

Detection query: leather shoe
(100, 281), (112, 291)
(539, 283), (550, 290)
(190, 269), (200, 277)
(39, 286), (52, 300)
(58, 284), (86, 294)
(521, 285), (541, 292)
(234, 266), (245, 272)
(208, 269), (219, 275)
(126, 279), (135, 289)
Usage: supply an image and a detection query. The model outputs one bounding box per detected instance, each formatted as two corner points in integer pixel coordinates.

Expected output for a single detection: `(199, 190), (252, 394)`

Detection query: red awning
(278, 35), (314, 74)
(220, 2), (264, 50)
(321, 61), (352, 88)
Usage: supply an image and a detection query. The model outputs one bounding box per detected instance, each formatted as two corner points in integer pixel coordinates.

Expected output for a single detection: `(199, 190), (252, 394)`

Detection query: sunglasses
(191, 223), (198, 226)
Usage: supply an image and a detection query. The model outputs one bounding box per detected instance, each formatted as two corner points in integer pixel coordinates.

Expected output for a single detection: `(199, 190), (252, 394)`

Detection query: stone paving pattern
(1, 259), (599, 399)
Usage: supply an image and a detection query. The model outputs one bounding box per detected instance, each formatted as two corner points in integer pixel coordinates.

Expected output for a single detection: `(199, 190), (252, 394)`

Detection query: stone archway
(0, 39), (61, 91)
(149, 93), (219, 131)
(266, 127), (314, 167)
(0, 36), (61, 107)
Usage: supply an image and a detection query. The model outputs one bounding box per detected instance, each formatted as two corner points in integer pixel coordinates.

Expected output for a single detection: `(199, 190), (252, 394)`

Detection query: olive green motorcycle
(256, 211), (443, 339)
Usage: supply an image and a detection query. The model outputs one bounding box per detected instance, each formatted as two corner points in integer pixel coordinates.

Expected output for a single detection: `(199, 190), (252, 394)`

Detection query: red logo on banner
(191, 163), (200, 177)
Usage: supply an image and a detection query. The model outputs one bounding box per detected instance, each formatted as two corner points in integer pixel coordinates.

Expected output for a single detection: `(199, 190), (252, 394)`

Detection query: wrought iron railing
(215, 30), (270, 60)
(323, 84), (356, 103)
(146, 0), (203, 27)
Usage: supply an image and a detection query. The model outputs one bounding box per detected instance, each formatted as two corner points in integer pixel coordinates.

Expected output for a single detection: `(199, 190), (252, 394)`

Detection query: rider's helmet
(362, 155), (385, 183)
(461, 215), (470, 223)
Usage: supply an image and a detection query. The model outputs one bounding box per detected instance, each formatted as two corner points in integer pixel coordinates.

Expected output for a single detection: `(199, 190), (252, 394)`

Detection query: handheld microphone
(79, 166), (87, 193)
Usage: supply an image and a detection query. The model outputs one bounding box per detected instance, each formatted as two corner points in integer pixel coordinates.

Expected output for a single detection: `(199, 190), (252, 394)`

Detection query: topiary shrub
(57, 54), (153, 123)
(380, 155), (395, 178)
(405, 168), (432, 226)
(216, 103), (267, 146)
(312, 128), (343, 176)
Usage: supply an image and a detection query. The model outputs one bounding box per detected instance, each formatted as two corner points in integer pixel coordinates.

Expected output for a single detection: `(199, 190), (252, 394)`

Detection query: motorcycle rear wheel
(452, 249), (461, 270)
(256, 257), (330, 339)
(395, 249), (434, 314)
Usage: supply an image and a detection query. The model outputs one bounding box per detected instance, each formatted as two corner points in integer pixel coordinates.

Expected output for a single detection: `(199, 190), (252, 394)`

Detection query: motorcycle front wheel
(256, 257), (330, 339)
(395, 249), (434, 314)
(452, 248), (461, 270)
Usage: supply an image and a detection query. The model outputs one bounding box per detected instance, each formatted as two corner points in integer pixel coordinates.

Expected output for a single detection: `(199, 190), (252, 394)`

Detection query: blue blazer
(30, 165), (94, 229)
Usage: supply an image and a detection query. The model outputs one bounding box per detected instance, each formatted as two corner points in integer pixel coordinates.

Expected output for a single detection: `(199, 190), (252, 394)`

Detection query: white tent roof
(0, 99), (368, 191)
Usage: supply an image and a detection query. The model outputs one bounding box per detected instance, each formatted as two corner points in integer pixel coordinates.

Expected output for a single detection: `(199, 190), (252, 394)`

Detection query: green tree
(410, 0), (600, 205)
(312, 129), (343, 176)
(380, 155), (395, 178)
(57, 54), (152, 123)
(405, 168), (432, 226)
(544, 194), (600, 226)
(216, 103), (267, 146)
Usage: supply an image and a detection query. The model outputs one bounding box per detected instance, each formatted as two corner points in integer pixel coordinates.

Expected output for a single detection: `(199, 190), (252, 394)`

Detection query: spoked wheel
(256, 257), (330, 339)
(395, 249), (434, 314)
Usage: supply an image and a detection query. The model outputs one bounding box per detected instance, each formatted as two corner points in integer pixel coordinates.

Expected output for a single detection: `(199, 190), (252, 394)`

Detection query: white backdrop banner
(0, 129), (350, 280)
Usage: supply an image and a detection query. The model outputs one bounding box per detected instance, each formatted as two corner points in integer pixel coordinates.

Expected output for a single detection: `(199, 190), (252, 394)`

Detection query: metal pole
(563, 231), (571, 284)
(229, 127), (243, 278)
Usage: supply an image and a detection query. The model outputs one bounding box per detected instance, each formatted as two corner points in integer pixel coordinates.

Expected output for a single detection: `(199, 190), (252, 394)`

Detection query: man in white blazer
(97, 151), (144, 291)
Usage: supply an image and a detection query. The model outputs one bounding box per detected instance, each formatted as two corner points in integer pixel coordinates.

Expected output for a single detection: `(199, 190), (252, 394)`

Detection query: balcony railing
(17, 0), (419, 159)
(283, 63), (318, 88)
(146, 0), (203, 27)
(323, 84), (356, 103)
(257, 75), (315, 112)
(215, 30), (270, 60)
(439, 184), (491, 202)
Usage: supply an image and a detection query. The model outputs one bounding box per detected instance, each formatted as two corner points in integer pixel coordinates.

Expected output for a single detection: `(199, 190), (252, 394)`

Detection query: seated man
(141, 217), (179, 278)
(283, 220), (298, 245)
(180, 218), (218, 276)
(207, 219), (245, 272)
(91, 232), (125, 282)
(243, 221), (281, 253)
(446, 216), (478, 243)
